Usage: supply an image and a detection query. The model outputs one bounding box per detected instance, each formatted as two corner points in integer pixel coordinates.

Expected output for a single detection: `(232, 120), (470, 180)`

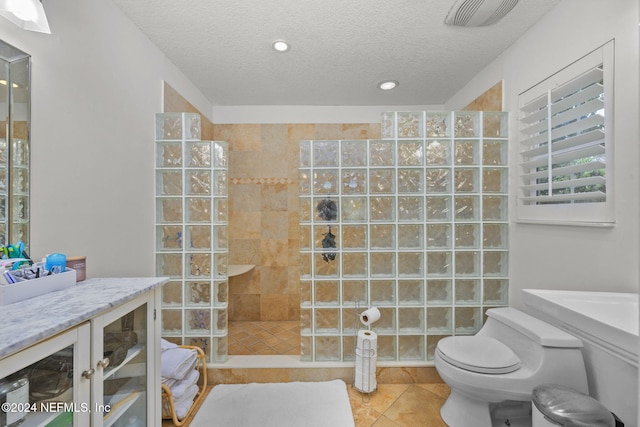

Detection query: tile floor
(163, 382), (450, 427)
(228, 320), (300, 355)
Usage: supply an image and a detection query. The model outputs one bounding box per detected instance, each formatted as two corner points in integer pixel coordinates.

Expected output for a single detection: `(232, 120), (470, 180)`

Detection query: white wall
(0, 0), (212, 277)
(446, 0), (640, 309)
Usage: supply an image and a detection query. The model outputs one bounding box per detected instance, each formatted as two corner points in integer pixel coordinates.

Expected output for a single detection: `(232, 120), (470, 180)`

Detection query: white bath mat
(190, 379), (355, 427)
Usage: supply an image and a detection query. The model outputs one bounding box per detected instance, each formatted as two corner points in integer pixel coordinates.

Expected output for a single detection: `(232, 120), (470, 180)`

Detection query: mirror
(0, 40), (30, 250)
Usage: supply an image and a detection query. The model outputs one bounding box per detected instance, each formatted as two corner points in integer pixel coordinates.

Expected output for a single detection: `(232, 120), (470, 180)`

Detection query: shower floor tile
(228, 320), (300, 355)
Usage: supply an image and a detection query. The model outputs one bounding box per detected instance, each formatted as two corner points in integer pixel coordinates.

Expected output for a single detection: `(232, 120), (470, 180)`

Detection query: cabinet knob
(97, 358), (110, 368)
(82, 368), (95, 379)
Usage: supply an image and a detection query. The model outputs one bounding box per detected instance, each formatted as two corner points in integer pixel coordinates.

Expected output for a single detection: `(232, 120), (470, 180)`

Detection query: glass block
(454, 111), (480, 137)
(300, 253), (312, 278)
(455, 223), (480, 248)
(315, 336), (341, 361)
(214, 198), (228, 223)
(427, 280), (452, 305)
(342, 309), (359, 333)
(157, 253), (182, 278)
(186, 281), (211, 306)
(342, 225), (367, 249)
(213, 141), (228, 168)
(300, 225), (311, 250)
(157, 225), (183, 250)
(187, 198), (211, 222)
(187, 170), (211, 195)
(454, 140), (479, 165)
(214, 171), (228, 196)
(157, 170), (182, 196)
(398, 224), (424, 249)
(299, 140), (311, 167)
(341, 140), (367, 166)
(427, 224), (452, 249)
(300, 335), (313, 361)
(186, 309), (211, 333)
(427, 307), (452, 334)
(483, 196), (508, 221)
(381, 112), (396, 139)
(369, 169), (394, 193)
(483, 223), (508, 248)
(13, 196), (27, 222)
(397, 168), (424, 193)
(13, 168), (27, 193)
(299, 170), (311, 194)
(454, 168), (479, 193)
(426, 197), (452, 222)
(370, 140), (396, 166)
(314, 225), (339, 250)
(454, 196), (479, 220)
(483, 168), (508, 193)
(158, 198), (183, 223)
(342, 169), (367, 194)
(483, 251), (508, 276)
(483, 112), (508, 138)
(400, 336), (426, 360)
(156, 142), (182, 167)
(343, 280), (368, 306)
(315, 281), (339, 305)
(299, 198), (312, 222)
(315, 308), (340, 333)
(398, 252), (423, 277)
(342, 252), (367, 277)
(156, 113), (182, 140)
(398, 141), (424, 166)
(187, 253), (211, 278)
(341, 197), (367, 222)
(376, 335), (397, 361)
(370, 253), (395, 277)
(214, 281), (228, 306)
(427, 335), (447, 361)
(343, 336), (356, 361)
(455, 307), (482, 334)
(300, 280), (312, 306)
(372, 308), (396, 333)
(161, 309), (182, 334)
(212, 336), (228, 362)
(186, 142), (211, 167)
(398, 196), (424, 221)
(397, 112), (424, 138)
(314, 169), (339, 194)
(399, 308), (425, 333)
(483, 140), (508, 165)
(184, 113), (201, 140)
(187, 225), (211, 250)
(425, 168), (451, 193)
(426, 111), (451, 137)
(215, 253), (227, 278)
(398, 280), (424, 305)
(483, 279), (509, 305)
(455, 279), (481, 304)
(162, 281), (182, 306)
(371, 280), (396, 305)
(426, 251), (451, 276)
(313, 140), (339, 167)
(300, 308), (312, 333)
(455, 251), (479, 276)
(426, 141), (450, 165)
(315, 253), (339, 277)
(370, 197), (395, 222)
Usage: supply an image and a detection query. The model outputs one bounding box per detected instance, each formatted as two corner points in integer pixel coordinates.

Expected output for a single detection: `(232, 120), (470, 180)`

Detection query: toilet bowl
(434, 307), (589, 427)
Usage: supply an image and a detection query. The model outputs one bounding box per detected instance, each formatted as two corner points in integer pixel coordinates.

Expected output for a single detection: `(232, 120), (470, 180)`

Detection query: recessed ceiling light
(272, 40), (290, 52)
(378, 80), (399, 91)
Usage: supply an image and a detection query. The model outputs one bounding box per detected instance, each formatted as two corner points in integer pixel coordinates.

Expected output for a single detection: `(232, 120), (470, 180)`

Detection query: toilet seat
(436, 336), (521, 374)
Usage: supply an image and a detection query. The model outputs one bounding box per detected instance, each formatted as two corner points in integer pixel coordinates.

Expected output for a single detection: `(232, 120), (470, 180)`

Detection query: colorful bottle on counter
(45, 253), (66, 273)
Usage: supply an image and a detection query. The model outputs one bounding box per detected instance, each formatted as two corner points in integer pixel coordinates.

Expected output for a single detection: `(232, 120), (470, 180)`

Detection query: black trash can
(532, 384), (621, 427)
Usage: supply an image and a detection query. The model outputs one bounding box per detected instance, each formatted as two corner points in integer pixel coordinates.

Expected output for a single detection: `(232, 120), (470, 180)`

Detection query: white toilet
(434, 307), (589, 427)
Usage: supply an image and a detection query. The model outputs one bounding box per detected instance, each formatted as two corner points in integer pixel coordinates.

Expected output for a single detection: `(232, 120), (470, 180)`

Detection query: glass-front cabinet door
(0, 324), (91, 427)
(91, 296), (150, 427)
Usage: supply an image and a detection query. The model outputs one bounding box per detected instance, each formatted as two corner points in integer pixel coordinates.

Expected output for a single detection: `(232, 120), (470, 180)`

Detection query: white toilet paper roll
(359, 307), (381, 326)
(357, 329), (378, 352)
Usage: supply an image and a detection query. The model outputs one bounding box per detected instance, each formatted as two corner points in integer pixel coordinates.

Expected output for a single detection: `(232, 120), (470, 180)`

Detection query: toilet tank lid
(487, 308), (583, 348)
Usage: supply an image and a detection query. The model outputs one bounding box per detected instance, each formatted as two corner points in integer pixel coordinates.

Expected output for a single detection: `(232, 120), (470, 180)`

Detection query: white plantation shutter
(517, 41), (614, 225)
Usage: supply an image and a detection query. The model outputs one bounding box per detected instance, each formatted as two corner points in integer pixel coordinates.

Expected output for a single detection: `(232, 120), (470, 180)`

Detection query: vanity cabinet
(0, 277), (166, 427)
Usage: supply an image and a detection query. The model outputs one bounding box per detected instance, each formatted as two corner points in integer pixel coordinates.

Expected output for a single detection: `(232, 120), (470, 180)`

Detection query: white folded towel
(161, 347), (198, 380)
(163, 369), (200, 399)
(173, 384), (199, 420)
(161, 338), (178, 351)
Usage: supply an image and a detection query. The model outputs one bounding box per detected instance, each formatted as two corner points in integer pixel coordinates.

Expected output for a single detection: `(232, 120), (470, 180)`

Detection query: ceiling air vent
(444, 0), (519, 27)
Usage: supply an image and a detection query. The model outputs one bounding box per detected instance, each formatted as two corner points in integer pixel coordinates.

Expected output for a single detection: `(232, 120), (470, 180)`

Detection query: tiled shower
(299, 111), (509, 362)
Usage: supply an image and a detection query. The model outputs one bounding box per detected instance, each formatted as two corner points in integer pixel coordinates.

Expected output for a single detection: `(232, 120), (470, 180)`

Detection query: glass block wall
(155, 113), (229, 362)
(299, 110), (509, 362)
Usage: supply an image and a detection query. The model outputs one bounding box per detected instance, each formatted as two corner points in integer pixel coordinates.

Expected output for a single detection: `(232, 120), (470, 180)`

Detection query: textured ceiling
(112, 0), (561, 106)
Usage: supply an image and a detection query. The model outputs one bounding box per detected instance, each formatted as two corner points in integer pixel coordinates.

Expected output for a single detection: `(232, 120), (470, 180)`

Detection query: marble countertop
(0, 277), (168, 359)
